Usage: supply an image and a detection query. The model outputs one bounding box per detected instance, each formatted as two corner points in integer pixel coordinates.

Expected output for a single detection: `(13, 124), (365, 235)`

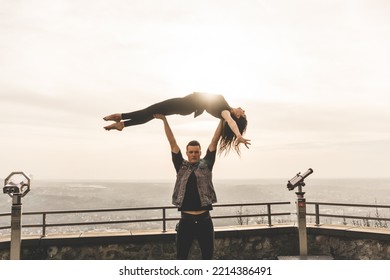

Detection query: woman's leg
(103, 121), (125, 131)
(103, 114), (121, 122)
(103, 94), (197, 130)
(121, 97), (196, 127)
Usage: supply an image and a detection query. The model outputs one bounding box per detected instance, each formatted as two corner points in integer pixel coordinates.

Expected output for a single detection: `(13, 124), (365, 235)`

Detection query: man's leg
(176, 219), (194, 260)
(197, 217), (214, 260)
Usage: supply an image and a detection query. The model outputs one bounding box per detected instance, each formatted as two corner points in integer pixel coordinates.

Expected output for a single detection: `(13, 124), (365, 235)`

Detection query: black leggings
(176, 212), (214, 260)
(121, 95), (197, 127)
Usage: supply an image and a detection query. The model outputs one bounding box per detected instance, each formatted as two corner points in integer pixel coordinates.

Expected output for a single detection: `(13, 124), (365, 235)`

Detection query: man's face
(186, 145), (201, 164)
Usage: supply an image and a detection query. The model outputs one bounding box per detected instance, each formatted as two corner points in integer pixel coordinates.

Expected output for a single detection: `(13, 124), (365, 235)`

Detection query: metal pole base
(10, 195), (22, 260)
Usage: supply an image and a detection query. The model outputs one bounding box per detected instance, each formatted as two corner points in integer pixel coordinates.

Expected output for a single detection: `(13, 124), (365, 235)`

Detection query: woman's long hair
(218, 115), (248, 156)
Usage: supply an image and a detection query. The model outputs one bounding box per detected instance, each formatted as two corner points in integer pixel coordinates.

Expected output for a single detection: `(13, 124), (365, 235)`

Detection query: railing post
(42, 213), (47, 237)
(267, 204), (272, 226)
(315, 203), (320, 226)
(162, 208), (166, 232)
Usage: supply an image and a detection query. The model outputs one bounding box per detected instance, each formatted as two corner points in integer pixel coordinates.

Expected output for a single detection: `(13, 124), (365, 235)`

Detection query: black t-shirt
(172, 149), (216, 211)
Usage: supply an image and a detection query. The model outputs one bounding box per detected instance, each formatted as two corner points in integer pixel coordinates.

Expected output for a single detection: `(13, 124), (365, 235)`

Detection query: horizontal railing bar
(213, 212), (291, 220)
(0, 201), (291, 217)
(214, 202), (291, 207)
(307, 213), (390, 222)
(22, 206), (177, 216)
(307, 202), (390, 208)
(25, 218), (171, 228)
(19, 218), (181, 229)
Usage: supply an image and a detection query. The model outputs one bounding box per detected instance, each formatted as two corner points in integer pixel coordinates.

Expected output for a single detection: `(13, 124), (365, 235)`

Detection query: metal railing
(0, 201), (291, 237)
(2, 201), (390, 238)
(306, 202), (390, 226)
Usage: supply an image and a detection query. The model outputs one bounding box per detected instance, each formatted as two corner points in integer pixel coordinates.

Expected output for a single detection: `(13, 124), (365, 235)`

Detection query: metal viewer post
(3, 171), (31, 260)
(287, 168), (313, 257)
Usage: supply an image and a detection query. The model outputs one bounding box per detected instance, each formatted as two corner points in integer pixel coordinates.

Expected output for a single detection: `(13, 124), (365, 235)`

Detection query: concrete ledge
(2, 224), (390, 248)
(307, 224), (390, 241)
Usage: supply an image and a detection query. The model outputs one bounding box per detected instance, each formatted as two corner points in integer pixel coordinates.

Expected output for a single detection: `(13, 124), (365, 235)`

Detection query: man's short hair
(186, 140), (201, 150)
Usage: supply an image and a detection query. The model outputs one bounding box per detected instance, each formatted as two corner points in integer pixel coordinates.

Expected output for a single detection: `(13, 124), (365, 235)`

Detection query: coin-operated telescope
(3, 172), (31, 197)
(3, 171), (31, 260)
(287, 168), (313, 257)
(287, 168), (313, 191)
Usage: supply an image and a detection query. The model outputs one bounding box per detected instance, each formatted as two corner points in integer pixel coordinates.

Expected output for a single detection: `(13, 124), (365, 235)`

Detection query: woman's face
(236, 107), (246, 118)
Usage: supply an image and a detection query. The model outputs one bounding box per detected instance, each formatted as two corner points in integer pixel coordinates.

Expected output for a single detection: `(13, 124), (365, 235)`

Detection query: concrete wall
(307, 225), (390, 260)
(1, 224), (390, 260)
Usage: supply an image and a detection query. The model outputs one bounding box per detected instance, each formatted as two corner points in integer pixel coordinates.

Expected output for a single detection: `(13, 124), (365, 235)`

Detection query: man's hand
(154, 114), (166, 120)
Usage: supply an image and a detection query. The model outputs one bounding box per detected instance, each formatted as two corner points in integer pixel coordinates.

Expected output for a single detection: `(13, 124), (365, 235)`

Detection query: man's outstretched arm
(208, 119), (224, 152)
(154, 114), (180, 153)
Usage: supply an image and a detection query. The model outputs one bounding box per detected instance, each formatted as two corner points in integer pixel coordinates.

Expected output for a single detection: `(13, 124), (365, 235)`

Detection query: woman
(103, 92), (250, 155)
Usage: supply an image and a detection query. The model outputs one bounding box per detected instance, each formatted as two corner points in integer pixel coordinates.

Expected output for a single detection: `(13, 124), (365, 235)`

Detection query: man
(154, 114), (223, 259)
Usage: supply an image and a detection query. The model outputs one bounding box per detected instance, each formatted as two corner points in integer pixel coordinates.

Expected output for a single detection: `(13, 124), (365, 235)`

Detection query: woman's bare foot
(103, 113), (122, 122)
(104, 122), (125, 131)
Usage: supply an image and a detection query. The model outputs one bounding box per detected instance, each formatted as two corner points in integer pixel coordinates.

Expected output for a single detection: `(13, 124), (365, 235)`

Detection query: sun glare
(157, 25), (267, 102)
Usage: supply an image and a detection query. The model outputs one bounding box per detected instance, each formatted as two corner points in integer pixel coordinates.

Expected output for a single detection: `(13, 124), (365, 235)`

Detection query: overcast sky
(1, 0), (389, 181)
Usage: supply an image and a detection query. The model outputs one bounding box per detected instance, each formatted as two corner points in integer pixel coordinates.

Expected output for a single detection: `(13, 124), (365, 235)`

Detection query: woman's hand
(236, 136), (251, 149)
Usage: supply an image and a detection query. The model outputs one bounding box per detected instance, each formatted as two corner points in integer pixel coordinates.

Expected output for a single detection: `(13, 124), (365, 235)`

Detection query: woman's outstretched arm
(221, 110), (251, 149)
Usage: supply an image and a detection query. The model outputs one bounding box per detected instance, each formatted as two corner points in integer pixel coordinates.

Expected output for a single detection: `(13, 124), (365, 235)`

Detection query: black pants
(176, 211), (214, 260)
(122, 95), (197, 127)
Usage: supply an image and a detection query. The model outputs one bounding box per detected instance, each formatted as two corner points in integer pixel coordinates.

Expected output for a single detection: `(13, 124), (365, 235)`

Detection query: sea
(1, 178), (390, 235)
